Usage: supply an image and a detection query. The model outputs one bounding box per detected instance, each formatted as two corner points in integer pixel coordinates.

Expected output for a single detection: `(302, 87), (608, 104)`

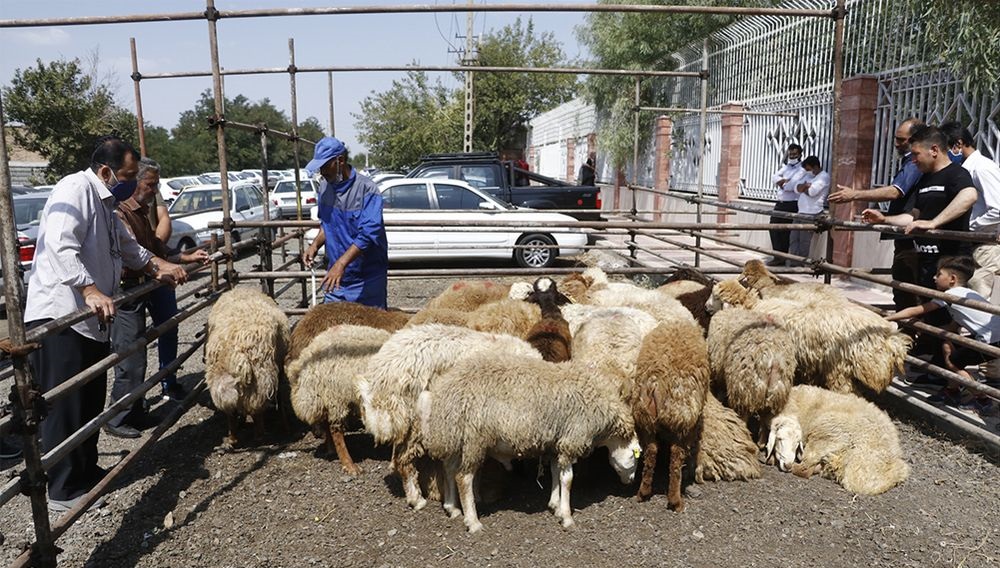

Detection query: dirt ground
(1, 254), (999, 568)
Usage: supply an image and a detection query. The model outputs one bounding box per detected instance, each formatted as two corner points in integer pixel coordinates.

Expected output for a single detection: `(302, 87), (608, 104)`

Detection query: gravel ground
(1, 253), (998, 568)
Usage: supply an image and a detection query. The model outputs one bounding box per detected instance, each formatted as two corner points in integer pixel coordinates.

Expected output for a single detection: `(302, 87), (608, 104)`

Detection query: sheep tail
(210, 373), (241, 415)
(416, 390), (433, 440)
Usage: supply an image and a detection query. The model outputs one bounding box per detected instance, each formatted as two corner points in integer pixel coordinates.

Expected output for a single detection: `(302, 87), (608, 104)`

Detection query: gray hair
(137, 157), (160, 180)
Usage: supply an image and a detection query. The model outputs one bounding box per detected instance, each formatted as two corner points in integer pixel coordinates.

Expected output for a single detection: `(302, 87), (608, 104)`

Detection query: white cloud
(11, 28), (72, 47)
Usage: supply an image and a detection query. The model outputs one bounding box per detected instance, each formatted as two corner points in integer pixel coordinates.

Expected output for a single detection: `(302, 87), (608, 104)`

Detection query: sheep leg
(636, 439), (658, 502)
(223, 414), (240, 448)
(456, 470), (482, 534)
(791, 461), (821, 479)
(396, 440), (428, 511)
(666, 442), (687, 512)
(252, 411), (266, 442)
(441, 458), (461, 519)
(329, 425), (361, 476)
(557, 462), (575, 528)
(547, 459), (561, 514)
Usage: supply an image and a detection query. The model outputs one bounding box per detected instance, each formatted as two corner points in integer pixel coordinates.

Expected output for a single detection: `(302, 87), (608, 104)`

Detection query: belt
(120, 275), (149, 289)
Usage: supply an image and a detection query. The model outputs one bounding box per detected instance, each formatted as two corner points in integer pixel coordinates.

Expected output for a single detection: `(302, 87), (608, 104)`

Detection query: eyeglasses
(894, 136), (908, 143)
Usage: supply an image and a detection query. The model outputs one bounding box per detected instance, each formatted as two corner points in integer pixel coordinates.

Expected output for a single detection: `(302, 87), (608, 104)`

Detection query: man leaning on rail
(23, 135), (188, 513)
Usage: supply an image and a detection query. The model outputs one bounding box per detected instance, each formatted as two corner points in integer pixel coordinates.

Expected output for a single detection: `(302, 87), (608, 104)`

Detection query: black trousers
(769, 200), (798, 255)
(28, 321), (110, 500)
(890, 239), (921, 311)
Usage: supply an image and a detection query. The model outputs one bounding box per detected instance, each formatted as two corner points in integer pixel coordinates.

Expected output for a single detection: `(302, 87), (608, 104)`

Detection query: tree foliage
(3, 58), (137, 182)
(471, 18), (578, 152)
(353, 70), (462, 172)
(910, 0), (1000, 94)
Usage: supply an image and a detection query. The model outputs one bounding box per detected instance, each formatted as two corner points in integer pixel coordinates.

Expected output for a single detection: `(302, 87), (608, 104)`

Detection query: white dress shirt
(771, 161), (804, 202)
(25, 169), (153, 342)
(795, 170), (831, 215)
(962, 150), (1000, 233)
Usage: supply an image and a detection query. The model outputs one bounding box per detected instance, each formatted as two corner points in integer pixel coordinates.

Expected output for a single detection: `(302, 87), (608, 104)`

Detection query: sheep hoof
(547, 501), (559, 514)
(668, 500), (686, 513)
(560, 517), (575, 529)
(412, 498), (428, 512)
(444, 506), (462, 519)
(635, 489), (652, 503)
(466, 521), (484, 534)
(342, 463), (362, 476)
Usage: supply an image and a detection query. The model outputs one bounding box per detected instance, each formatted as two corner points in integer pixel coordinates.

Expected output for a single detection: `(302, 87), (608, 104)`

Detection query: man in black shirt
(861, 125), (978, 287)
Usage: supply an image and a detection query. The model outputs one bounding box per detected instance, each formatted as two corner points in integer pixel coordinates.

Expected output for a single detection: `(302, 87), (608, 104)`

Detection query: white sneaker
(48, 493), (107, 514)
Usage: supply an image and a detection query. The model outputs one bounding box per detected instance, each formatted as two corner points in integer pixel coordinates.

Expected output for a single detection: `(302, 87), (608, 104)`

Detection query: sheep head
(508, 281), (534, 301)
(559, 273), (591, 303)
(526, 277), (573, 307)
(604, 434), (642, 484)
(740, 259), (781, 291)
(706, 280), (759, 313)
(766, 415), (803, 472)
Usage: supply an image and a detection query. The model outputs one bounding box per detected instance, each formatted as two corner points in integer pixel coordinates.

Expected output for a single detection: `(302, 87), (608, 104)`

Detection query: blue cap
(305, 136), (346, 174)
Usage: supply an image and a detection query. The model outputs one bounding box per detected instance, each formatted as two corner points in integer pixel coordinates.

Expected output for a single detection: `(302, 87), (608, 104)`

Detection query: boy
(886, 256), (998, 415)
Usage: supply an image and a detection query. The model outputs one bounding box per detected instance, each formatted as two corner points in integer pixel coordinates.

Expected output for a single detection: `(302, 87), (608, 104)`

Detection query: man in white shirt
(788, 156), (831, 263)
(25, 135), (187, 512)
(941, 122), (1000, 299)
(767, 144), (804, 266)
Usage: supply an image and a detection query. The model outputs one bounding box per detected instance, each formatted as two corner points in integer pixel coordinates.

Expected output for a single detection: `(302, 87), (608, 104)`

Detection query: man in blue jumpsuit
(303, 137), (389, 308)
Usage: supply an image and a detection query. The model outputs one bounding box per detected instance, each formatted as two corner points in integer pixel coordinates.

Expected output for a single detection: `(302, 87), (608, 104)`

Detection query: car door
(380, 182), (437, 259)
(431, 181), (510, 259)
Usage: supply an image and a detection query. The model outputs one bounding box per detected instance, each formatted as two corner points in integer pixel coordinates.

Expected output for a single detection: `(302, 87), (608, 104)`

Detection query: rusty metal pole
(0, 95), (58, 568)
(205, 0), (234, 284)
(695, 38), (709, 269)
(289, 38), (308, 306)
(129, 37), (147, 156)
(259, 128), (274, 297)
(629, 77), (640, 262)
(327, 71), (335, 136)
(210, 233), (219, 291)
(825, 0), (846, 285)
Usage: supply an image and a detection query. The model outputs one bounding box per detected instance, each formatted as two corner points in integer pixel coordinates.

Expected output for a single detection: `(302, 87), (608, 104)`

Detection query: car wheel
(515, 233), (557, 269)
(178, 238), (197, 252)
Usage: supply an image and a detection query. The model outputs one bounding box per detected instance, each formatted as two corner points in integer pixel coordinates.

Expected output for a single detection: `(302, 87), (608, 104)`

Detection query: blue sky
(0, 1), (591, 159)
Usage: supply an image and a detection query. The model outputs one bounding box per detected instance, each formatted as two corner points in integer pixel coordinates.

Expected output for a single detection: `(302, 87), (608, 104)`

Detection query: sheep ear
(737, 275), (750, 287)
(795, 441), (804, 462)
(765, 428), (777, 465)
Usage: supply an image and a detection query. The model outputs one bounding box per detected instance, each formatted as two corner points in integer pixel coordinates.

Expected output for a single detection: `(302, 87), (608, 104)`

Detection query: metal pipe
(0, 4), (835, 29)
(206, 0), (235, 281)
(695, 38), (709, 268)
(327, 71), (335, 135)
(214, 219), (816, 231)
(259, 129), (274, 297)
(130, 37), (147, 156)
(240, 265), (812, 279)
(140, 64), (702, 80)
(629, 78), (640, 262)
(826, 0), (846, 285)
(287, 37), (309, 307)
(0, 91), (58, 568)
(883, 384), (1000, 449)
(217, 119), (316, 145)
(905, 357), (1000, 401)
(638, 106), (798, 117)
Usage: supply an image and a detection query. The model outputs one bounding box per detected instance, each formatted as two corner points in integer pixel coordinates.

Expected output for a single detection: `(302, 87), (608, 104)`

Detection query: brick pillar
(527, 146), (537, 172)
(652, 116), (673, 221)
(566, 137), (576, 182)
(830, 75), (879, 267)
(717, 102), (745, 232)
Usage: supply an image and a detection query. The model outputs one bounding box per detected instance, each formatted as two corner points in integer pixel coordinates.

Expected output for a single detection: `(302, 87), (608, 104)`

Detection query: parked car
(159, 176), (203, 202)
(269, 179), (318, 219)
(1, 192), (48, 315)
(307, 178), (587, 268)
(166, 183), (278, 251)
(371, 172), (404, 187)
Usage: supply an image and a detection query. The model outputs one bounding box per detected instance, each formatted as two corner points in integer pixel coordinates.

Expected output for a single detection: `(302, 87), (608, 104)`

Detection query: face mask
(787, 158), (800, 166)
(103, 165), (138, 202)
(948, 150), (964, 164)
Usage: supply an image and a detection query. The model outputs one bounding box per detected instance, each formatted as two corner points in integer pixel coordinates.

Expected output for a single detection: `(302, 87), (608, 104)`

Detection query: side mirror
(236, 203), (250, 213)
(478, 201), (496, 210)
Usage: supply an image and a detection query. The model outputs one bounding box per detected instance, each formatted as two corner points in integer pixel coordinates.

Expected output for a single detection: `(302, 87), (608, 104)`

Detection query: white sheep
(418, 353), (641, 533)
(565, 305), (658, 382)
(423, 280), (512, 312)
(358, 324), (543, 510)
(205, 287), (290, 446)
(706, 306), (795, 445)
(562, 267), (698, 327)
(286, 324), (391, 475)
(766, 385), (909, 495)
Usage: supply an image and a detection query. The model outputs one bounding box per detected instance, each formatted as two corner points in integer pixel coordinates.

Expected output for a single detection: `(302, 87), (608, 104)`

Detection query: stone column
(716, 102), (745, 231)
(652, 116), (673, 221)
(566, 137), (576, 182)
(829, 75), (879, 267)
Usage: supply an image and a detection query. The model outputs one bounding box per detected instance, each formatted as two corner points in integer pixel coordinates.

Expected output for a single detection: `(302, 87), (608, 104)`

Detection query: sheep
(658, 267), (715, 332)
(418, 353), (642, 532)
(424, 280), (512, 312)
(286, 324), (391, 475)
(706, 306), (795, 445)
(287, 302), (410, 364)
(205, 287), (290, 446)
(562, 267), (698, 327)
(523, 277), (573, 362)
(739, 259), (843, 303)
(695, 393), (761, 483)
(566, 305), (658, 382)
(707, 279), (911, 395)
(630, 320), (710, 512)
(766, 385), (910, 495)
(359, 324), (544, 510)
(466, 298), (540, 337)
(404, 307), (469, 328)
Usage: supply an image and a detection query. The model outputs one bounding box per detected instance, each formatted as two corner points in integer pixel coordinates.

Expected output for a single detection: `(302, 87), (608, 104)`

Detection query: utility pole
(327, 71), (335, 136)
(462, 0), (476, 152)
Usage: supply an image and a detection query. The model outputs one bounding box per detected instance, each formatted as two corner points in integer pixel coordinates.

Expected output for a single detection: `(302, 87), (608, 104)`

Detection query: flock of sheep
(201, 260), (912, 533)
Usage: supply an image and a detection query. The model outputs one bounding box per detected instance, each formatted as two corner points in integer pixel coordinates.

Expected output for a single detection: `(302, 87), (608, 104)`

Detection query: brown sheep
(287, 302), (410, 364)
(523, 277), (573, 362)
(424, 280), (512, 312)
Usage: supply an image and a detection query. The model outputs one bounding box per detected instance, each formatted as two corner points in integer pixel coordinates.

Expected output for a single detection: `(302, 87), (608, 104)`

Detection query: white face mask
(787, 157), (801, 166)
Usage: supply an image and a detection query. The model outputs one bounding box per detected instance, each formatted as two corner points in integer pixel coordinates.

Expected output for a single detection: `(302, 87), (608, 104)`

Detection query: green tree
(907, 0), (1000, 94)
(471, 17), (578, 152)
(3, 58), (139, 181)
(353, 70), (462, 171)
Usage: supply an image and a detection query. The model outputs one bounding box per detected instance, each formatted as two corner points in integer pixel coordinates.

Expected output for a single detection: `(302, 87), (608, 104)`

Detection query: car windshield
(170, 190), (224, 214)
(13, 198), (47, 228)
(273, 181), (314, 193)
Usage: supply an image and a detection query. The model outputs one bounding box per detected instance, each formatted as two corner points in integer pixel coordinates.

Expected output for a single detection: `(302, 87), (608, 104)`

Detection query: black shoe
(102, 423), (141, 439)
(0, 436), (23, 460)
(161, 383), (188, 402)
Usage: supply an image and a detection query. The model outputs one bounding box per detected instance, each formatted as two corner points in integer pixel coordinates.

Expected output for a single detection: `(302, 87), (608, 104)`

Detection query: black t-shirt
(903, 162), (975, 255)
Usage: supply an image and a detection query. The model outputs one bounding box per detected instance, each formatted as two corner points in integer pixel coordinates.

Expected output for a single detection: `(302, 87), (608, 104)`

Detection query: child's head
(934, 256), (977, 290)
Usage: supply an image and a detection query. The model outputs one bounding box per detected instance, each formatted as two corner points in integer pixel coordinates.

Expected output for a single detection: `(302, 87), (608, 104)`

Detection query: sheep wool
(424, 280), (512, 312)
(288, 301), (409, 364)
(771, 385), (910, 495)
(286, 324), (391, 474)
(405, 307), (470, 328)
(466, 298), (540, 338)
(568, 305), (658, 383)
(205, 286), (290, 445)
(695, 394), (761, 483)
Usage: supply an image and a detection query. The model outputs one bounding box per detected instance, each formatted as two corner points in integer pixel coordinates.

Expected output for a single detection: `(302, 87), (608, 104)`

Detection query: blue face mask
(103, 166), (138, 202)
(948, 150), (964, 164)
